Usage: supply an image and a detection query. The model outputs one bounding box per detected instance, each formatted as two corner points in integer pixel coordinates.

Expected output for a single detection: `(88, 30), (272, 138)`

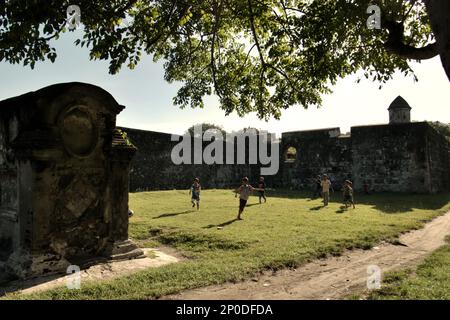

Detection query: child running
(189, 178), (201, 210)
(234, 177), (263, 220)
(257, 177), (267, 204)
(343, 180), (356, 209)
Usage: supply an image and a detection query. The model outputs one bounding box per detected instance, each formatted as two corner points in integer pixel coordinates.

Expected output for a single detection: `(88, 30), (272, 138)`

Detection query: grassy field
(365, 235), (450, 300)
(4, 189), (450, 300)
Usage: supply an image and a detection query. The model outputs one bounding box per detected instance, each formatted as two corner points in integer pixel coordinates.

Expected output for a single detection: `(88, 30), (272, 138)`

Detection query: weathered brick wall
(121, 127), (278, 191)
(0, 115), (19, 266)
(425, 124), (450, 193)
(351, 122), (430, 193)
(280, 128), (352, 190)
(122, 122), (449, 194)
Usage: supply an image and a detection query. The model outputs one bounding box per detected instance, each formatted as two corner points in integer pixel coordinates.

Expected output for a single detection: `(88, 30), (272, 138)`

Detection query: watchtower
(388, 96), (411, 124)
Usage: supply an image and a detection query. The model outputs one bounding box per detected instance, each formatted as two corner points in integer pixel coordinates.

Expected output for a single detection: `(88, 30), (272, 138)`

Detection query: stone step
(110, 240), (140, 255)
(109, 248), (146, 261)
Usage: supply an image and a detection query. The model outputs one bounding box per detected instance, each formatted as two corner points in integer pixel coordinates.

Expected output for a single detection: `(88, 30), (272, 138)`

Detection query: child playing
(257, 177), (267, 204)
(189, 178), (201, 210)
(343, 180), (356, 209)
(321, 174), (333, 206)
(235, 177), (263, 220)
(313, 175), (322, 199)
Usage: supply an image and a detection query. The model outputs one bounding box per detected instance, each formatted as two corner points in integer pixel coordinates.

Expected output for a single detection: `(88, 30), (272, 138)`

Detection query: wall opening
(285, 146), (297, 163)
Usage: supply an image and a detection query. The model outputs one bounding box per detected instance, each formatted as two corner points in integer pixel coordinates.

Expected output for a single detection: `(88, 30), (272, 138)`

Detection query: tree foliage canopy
(186, 123), (226, 138)
(0, 0), (441, 119)
(429, 122), (450, 142)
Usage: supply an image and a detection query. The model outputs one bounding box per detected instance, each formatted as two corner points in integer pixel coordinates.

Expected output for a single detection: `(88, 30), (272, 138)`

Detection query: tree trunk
(424, 0), (450, 81)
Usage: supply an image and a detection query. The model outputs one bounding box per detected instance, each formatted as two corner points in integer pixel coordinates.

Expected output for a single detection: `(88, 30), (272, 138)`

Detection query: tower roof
(388, 96), (411, 110)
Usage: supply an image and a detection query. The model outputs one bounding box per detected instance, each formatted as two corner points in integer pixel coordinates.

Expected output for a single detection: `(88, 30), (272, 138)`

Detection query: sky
(0, 30), (449, 138)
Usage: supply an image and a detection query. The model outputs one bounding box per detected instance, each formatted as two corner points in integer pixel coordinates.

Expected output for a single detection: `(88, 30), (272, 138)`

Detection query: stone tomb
(0, 82), (143, 279)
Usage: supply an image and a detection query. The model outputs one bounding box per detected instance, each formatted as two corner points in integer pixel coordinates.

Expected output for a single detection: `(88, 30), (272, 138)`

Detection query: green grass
(3, 189), (450, 300)
(366, 235), (450, 300)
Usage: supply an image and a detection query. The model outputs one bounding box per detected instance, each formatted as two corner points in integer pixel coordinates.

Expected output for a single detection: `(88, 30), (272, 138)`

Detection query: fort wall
(122, 122), (449, 194)
(121, 127), (278, 191)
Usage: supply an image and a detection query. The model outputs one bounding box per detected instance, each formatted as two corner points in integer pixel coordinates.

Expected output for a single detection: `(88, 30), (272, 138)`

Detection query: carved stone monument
(0, 82), (143, 279)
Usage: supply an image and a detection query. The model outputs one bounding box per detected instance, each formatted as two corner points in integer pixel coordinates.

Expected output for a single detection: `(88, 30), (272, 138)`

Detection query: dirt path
(1, 248), (180, 295)
(164, 211), (450, 300)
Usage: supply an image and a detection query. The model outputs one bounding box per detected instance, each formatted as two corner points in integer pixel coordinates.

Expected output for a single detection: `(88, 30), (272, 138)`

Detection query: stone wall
(351, 122), (443, 193)
(121, 127), (278, 191)
(280, 128), (352, 190)
(425, 124), (450, 193)
(123, 122), (449, 194)
(0, 109), (20, 277)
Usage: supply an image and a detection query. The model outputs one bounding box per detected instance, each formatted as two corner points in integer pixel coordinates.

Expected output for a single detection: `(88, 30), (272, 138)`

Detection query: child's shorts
(239, 199), (247, 211)
(192, 194), (200, 202)
(344, 195), (353, 202)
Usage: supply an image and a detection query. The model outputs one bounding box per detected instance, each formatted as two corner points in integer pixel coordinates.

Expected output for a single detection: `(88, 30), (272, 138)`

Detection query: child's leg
(237, 207), (244, 219)
(237, 199), (246, 219)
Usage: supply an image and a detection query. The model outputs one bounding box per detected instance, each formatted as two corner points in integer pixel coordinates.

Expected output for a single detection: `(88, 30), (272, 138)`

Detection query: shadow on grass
(153, 210), (194, 219)
(0, 272), (68, 297)
(0, 253), (116, 296)
(203, 218), (240, 229)
(354, 193), (450, 214)
(267, 190), (450, 214)
(336, 205), (348, 214)
(310, 206), (324, 211)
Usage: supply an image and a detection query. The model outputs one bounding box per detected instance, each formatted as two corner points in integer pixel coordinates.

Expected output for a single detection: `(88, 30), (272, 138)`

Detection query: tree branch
(247, 0), (266, 67)
(383, 19), (438, 60)
(210, 0), (223, 99)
